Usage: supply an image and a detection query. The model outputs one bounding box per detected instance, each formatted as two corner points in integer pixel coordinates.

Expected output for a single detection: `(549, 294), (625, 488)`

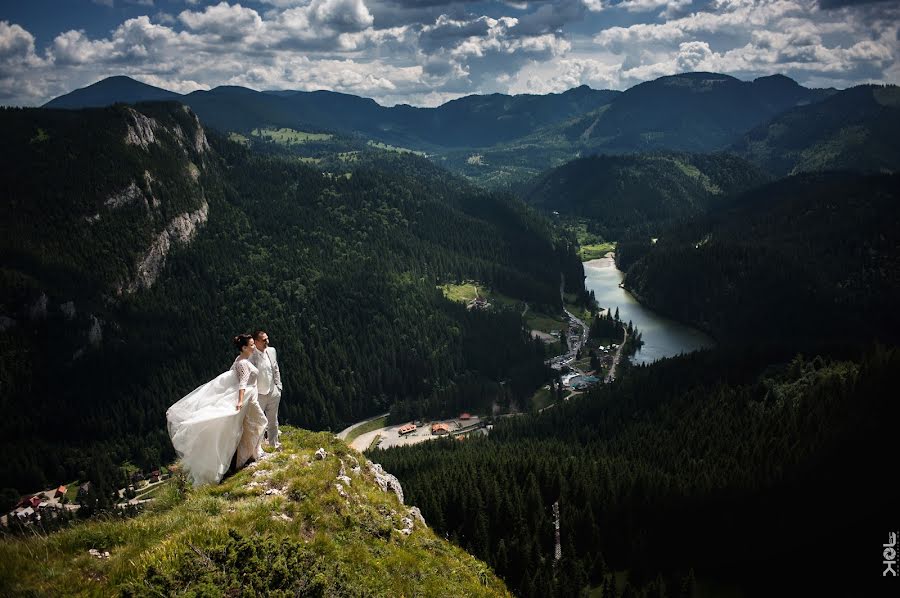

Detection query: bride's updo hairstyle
(233, 333), (253, 350)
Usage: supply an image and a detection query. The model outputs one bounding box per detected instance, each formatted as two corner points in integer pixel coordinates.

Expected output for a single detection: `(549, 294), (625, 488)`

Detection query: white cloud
(178, 2), (264, 40)
(0, 21), (39, 63)
(1, 0), (897, 106)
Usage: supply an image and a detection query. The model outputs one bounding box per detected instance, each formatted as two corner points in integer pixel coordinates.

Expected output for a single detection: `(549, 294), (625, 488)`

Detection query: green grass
(438, 282), (521, 310)
(251, 127), (333, 145)
(133, 478), (173, 501)
(524, 311), (567, 335)
(227, 132), (250, 146)
(529, 387), (555, 411)
(344, 415), (388, 445)
(565, 300), (593, 323)
(440, 282), (480, 303)
(579, 242), (616, 261)
(368, 434), (382, 452)
(367, 141), (426, 156)
(0, 427), (509, 597)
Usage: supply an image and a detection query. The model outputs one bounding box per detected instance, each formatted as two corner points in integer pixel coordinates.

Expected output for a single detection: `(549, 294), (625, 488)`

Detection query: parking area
(349, 416), (484, 452)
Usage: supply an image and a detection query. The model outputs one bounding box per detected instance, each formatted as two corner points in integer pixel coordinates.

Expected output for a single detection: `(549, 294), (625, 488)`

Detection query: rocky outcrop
(368, 462), (404, 505)
(122, 200), (209, 294)
(88, 316), (103, 347)
(124, 108), (158, 150)
(105, 181), (146, 210)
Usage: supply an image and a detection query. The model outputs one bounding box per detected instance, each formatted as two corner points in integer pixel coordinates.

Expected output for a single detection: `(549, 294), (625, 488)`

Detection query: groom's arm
(270, 347), (282, 392)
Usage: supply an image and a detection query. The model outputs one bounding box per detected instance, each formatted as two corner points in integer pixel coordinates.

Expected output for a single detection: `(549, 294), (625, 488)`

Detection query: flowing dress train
(166, 356), (268, 486)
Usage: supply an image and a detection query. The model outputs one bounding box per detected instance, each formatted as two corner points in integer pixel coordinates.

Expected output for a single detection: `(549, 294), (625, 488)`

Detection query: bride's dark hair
(232, 333), (253, 350)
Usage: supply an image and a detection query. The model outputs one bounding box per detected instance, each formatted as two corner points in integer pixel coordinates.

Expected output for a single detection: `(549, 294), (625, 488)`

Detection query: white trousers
(258, 391), (281, 447)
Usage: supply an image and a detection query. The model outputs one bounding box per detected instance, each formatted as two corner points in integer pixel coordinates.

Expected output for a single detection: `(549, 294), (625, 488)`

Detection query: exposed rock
(368, 462), (404, 505)
(105, 181), (146, 210)
(123, 200), (209, 294)
(184, 106), (211, 154)
(335, 483), (347, 498)
(186, 162), (200, 182)
(408, 506), (426, 528)
(271, 513), (292, 522)
(60, 301), (76, 320)
(88, 549), (110, 560)
(314, 448), (327, 460)
(337, 459), (353, 486)
(85, 213), (101, 224)
(264, 487), (284, 496)
(29, 293), (48, 319)
(398, 516), (414, 536)
(0, 315), (16, 331)
(143, 171), (160, 208)
(88, 316), (103, 347)
(124, 108), (158, 150)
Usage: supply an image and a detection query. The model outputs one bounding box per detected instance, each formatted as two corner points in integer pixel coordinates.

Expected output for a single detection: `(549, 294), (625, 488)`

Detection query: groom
(251, 329), (283, 449)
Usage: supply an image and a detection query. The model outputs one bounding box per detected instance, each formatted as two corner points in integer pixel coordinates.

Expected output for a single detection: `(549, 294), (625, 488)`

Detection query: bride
(166, 334), (269, 486)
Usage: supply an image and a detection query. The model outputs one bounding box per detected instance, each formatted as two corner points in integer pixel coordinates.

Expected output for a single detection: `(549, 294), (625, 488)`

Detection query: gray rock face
(29, 293), (48, 319)
(368, 462), (404, 505)
(124, 108), (158, 150)
(88, 316), (103, 347)
(105, 181), (146, 210)
(123, 200), (209, 294)
(314, 447), (327, 460)
(408, 506), (426, 528)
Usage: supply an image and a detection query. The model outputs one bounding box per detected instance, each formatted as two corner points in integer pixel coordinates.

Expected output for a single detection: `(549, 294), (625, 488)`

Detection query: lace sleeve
(236, 360), (251, 390)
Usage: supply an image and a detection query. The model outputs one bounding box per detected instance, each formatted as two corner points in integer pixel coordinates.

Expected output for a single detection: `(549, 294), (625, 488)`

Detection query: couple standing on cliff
(166, 330), (284, 486)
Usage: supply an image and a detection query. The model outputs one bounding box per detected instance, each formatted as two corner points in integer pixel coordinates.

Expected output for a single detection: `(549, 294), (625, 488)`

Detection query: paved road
(336, 412), (390, 441)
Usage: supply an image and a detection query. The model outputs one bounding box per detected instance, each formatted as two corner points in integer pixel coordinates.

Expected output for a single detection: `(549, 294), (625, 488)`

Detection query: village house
(431, 423), (451, 436)
(398, 423), (417, 436)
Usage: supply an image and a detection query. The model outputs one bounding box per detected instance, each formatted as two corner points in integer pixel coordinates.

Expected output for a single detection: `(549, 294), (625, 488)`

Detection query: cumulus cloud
(1, 0), (898, 106)
(0, 21), (39, 63)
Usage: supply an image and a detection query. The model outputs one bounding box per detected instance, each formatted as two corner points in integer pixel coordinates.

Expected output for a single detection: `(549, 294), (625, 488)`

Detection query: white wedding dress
(166, 356), (269, 486)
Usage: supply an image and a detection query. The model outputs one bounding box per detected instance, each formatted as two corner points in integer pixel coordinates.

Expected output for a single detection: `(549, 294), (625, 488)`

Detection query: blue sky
(1, 0), (898, 106)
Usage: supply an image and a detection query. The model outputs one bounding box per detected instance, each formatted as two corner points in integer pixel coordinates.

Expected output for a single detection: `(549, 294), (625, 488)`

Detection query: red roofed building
(398, 424), (417, 436)
(459, 413), (472, 420)
(27, 496), (41, 509)
(431, 423), (451, 436)
(55, 486), (67, 498)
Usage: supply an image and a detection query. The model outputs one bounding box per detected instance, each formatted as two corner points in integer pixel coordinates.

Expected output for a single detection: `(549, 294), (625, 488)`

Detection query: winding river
(584, 254), (714, 365)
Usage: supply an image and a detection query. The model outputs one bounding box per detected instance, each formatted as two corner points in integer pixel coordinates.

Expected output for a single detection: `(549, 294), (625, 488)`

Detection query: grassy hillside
(0, 427), (509, 597)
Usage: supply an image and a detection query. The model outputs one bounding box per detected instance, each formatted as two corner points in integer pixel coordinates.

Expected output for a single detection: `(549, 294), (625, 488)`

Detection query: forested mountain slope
(619, 172), (900, 347)
(524, 152), (768, 239)
(554, 73), (832, 153)
(732, 84), (900, 176)
(377, 346), (898, 597)
(1, 103), (579, 494)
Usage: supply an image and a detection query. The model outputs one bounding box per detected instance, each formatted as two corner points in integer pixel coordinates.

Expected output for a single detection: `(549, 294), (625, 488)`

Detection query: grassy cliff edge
(0, 427), (508, 597)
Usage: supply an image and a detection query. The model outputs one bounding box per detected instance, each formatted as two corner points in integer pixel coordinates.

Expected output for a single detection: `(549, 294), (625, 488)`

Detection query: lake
(583, 255), (714, 365)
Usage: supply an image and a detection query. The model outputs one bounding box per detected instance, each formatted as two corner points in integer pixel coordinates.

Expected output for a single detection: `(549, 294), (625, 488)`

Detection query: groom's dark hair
(252, 329), (266, 340)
